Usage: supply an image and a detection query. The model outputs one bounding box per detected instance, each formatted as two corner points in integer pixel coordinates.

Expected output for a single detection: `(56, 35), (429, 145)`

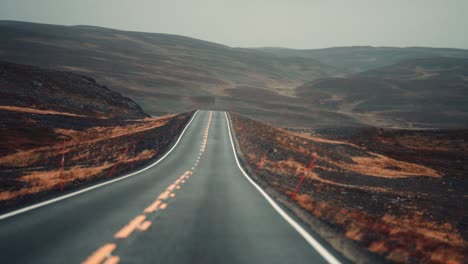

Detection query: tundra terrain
(0, 61), (192, 210)
(231, 113), (467, 264)
(2, 21), (468, 129)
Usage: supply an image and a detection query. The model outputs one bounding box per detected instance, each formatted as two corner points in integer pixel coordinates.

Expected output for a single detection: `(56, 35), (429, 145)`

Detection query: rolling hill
(0, 20), (343, 115)
(256, 46), (468, 73)
(0, 60), (191, 206)
(0, 60), (148, 119)
(295, 58), (468, 128)
(1, 21), (467, 129)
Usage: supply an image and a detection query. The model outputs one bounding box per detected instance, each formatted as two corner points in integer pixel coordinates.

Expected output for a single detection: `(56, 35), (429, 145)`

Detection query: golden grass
(334, 153), (441, 178)
(295, 194), (466, 264)
(0, 163), (112, 201)
(55, 117), (167, 145)
(0, 149), (160, 202)
(0, 116), (168, 167)
(381, 214), (466, 247)
(267, 158), (409, 196)
(281, 129), (362, 148)
(0, 105), (86, 117)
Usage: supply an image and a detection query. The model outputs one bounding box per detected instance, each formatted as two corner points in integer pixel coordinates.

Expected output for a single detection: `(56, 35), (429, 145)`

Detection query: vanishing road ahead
(0, 111), (341, 264)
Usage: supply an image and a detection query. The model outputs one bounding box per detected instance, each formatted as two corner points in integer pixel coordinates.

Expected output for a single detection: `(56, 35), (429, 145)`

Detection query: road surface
(0, 111), (341, 264)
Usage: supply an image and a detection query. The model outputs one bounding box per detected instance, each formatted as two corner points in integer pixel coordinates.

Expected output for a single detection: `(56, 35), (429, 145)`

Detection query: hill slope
(0, 60), (192, 207)
(0, 21), (343, 115)
(2, 21), (467, 129)
(256, 46), (468, 73)
(296, 58), (468, 128)
(0, 60), (148, 119)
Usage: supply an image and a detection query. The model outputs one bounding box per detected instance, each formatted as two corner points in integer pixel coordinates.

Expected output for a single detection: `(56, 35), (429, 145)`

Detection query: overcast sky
(1, 0), (467, 49)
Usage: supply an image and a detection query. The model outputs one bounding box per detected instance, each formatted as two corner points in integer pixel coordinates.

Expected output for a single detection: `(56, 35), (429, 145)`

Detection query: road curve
(0, 110), (341, 264)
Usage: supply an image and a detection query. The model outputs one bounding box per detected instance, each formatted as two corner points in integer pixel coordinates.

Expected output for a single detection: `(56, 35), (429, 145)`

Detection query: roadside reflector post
(59, 139), (66, 191)
(254, 150), (268, 175)
(131, 142), (136, 169)
(109, 147), (130, 177)
(290, 154), (318, 202)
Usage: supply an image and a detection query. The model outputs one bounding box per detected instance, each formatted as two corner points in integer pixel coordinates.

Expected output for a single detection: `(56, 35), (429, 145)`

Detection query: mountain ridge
(2, 20), (468, 129)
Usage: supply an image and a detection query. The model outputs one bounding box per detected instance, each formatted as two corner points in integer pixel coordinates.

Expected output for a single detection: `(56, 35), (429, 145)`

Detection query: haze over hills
(0, 21), (342, 113)
(296, 58), (468, 129)
(256, 46), (468, 73)
(1, 21), (468, 129)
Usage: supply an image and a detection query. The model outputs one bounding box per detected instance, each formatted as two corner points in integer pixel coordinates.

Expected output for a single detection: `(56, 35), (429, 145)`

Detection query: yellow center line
(157, 191), (171, 200)
(137, 221), (152, 231)
(82, 243), (117, 264)
(114, 215), (147, 239)
(82, 112), (213, 263)
(144, 200), (162, 213)
(167, 183), (177, 191)
(103, 256), (120, 264)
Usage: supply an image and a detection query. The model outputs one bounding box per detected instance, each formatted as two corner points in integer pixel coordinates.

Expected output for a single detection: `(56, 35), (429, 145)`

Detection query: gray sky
(1, 0), (467, 49)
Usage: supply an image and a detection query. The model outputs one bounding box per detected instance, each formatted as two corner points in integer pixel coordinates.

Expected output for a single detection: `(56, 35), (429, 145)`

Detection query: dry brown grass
(295, 194), (467, 264)
(334, 153), (441, 178)
(282, 129), (362, 148)
(0, 113), (186, 203)
(0, 105), (86, 117)
(0, 147), (48, 167)
(0, 117), (168, 167)
(232, 113), (466, 264)
(267, 158), (410, 196)
(281, 130), (441, 178)
(0, 147), (160, 202)
(381, 214), (465, 247)
(55, 117), (168, 145)
(0, 163), (113, 201)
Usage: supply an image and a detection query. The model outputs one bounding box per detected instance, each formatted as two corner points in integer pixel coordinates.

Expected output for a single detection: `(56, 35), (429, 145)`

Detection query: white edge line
(224, 112), (341, 264)
(0, 110), (200, 220)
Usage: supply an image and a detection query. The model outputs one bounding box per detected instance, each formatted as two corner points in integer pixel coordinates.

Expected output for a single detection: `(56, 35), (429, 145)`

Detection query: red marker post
(59, 139), (66, 191)
(109, 147), (129, 177)
(290, 154), (318, 201)
(131, 142), (136, 169)
(254, 151), (268, 175)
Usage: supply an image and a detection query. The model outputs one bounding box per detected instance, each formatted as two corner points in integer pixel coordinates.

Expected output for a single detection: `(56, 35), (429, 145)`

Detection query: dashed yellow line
(137, 221), (152, 231)
(114, 215), (148, 239)
(144, 200), (162, 213)
(83, 112), (213, 263)
(82, 243), (117, 264)
(103, 256), (120, 264)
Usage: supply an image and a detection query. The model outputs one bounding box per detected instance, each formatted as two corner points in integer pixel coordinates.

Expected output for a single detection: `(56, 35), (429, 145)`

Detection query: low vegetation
(0, 60), (193, 210)
(0, 108), (192, 209)
(231, 113), (467, 264)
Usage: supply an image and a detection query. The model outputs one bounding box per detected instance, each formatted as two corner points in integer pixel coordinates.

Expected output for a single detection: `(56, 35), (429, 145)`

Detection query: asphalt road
(0, 111), (340, 264)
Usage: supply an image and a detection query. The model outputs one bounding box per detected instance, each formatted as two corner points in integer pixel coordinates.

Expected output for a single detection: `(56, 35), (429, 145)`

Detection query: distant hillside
(0, 60), (195, 207)
(358, 57), (468, 80)
(2, 21), (467, 129)
(256, 46), (468, 73)
(296, 58), (468, 129)
(0, 21), (343, 115)
(0, 60), (148, 119)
